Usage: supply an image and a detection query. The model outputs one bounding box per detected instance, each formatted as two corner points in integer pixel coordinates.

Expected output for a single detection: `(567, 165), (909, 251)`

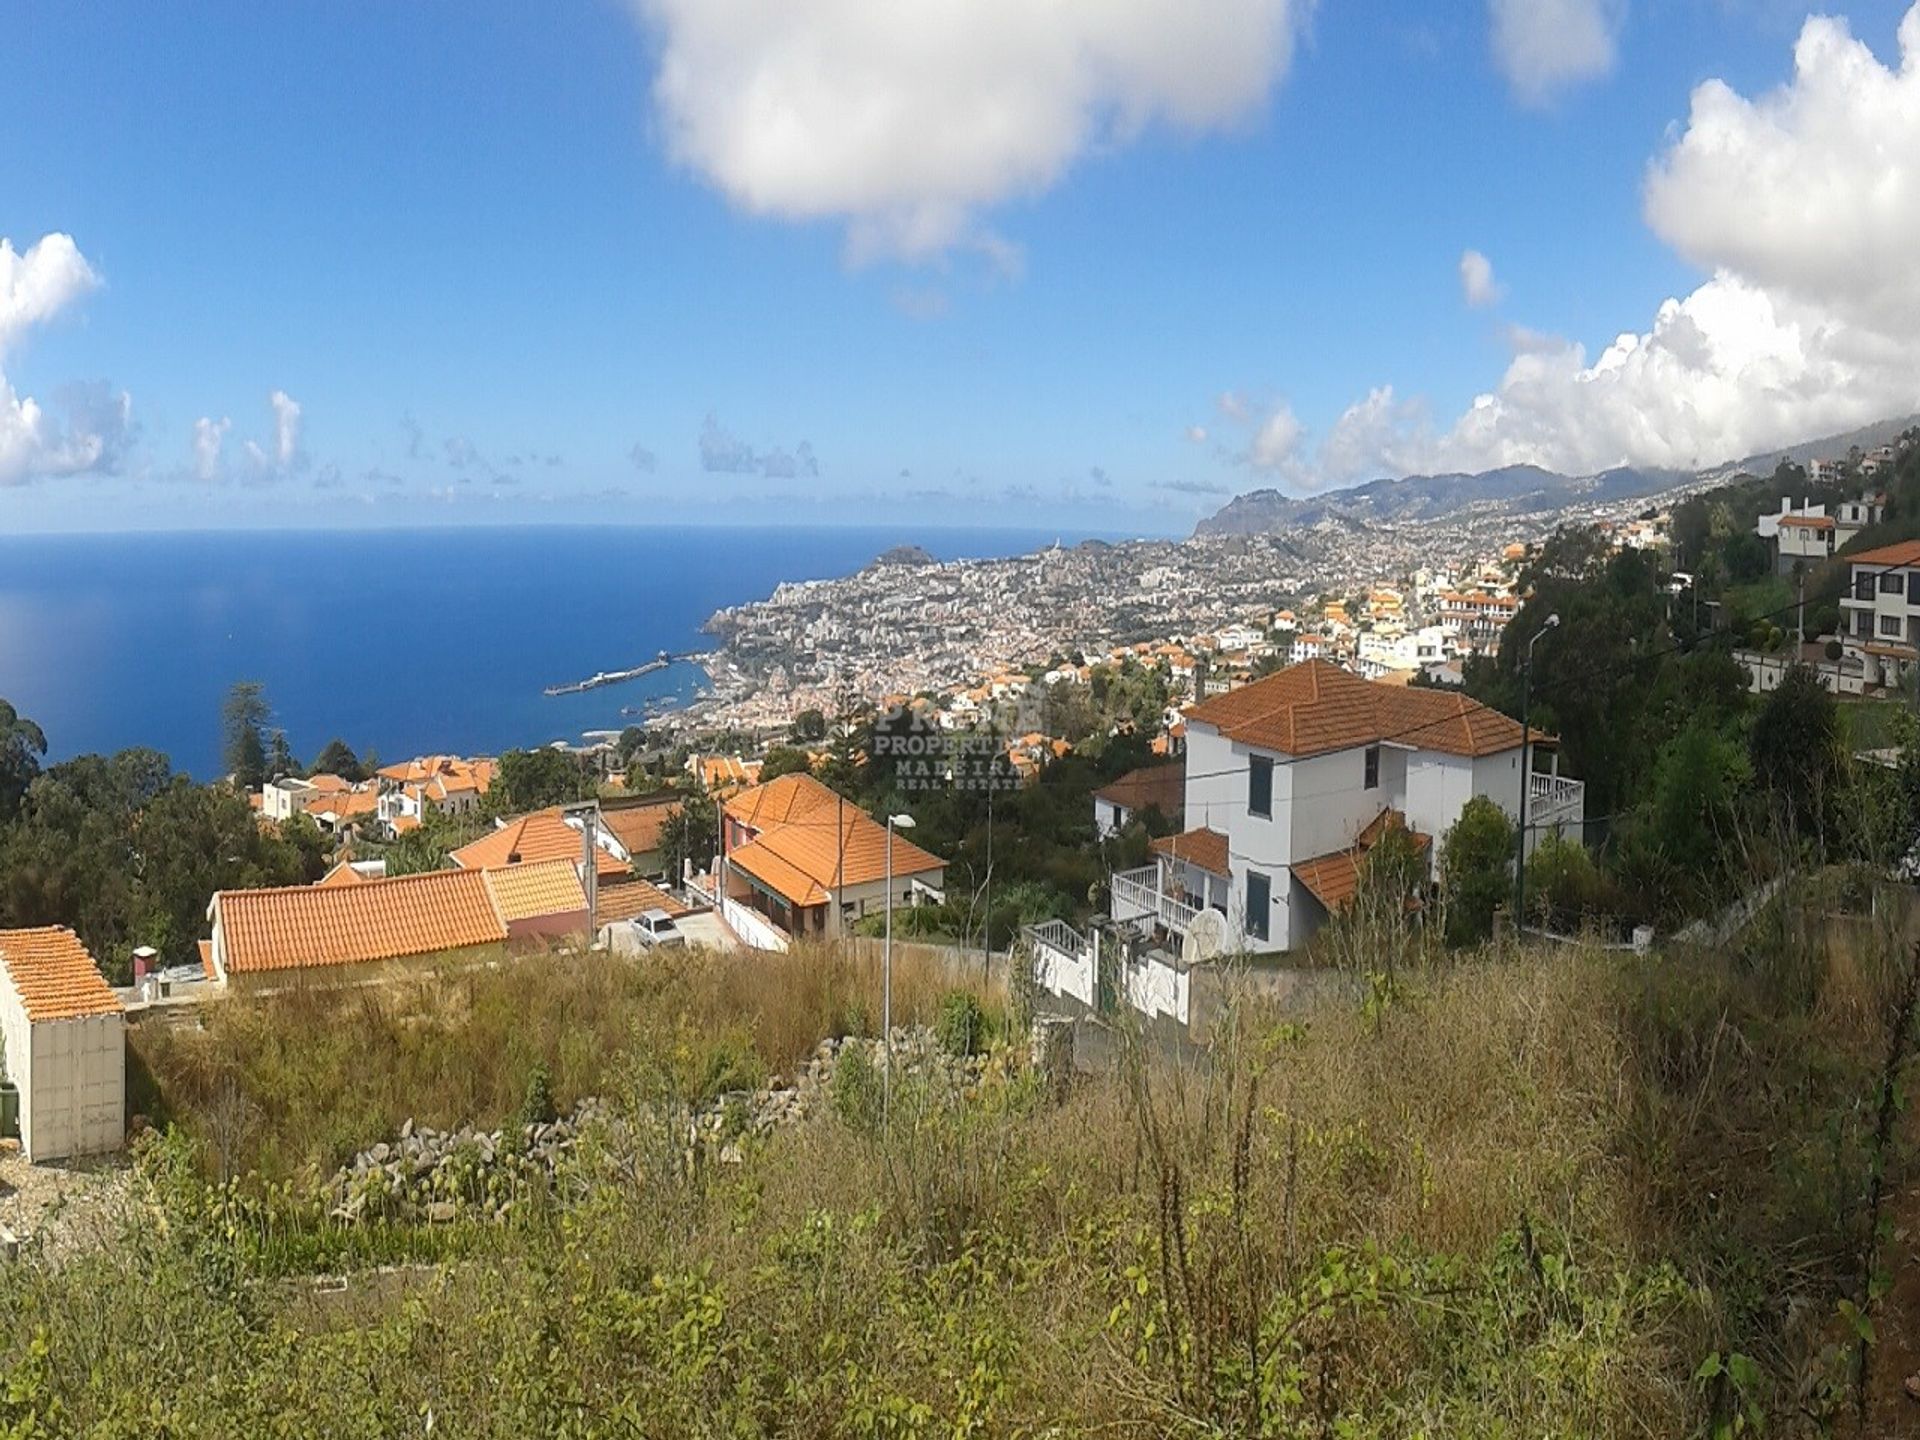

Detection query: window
(1364, 744), (1380, 790)
(1908, 570), (1920, 606)
(1857, 572), (1877, 601)
(1245, 870), (1270, 941)
(1881, 614), (1904, 638)
(1248, 754), (1273, 818)
(1882, 571), (1905, 594)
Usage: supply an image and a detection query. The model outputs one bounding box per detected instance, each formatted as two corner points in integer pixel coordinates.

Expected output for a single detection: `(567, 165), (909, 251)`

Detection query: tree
(758, 746), (814, 781)
(487, 747), (592, 816)
(791, 708), (828, 743)
(658, 789), (718, 880)
(1523, 833), (1603, 931)
(0, 698), (47, 824)
(1749, 664), (1842, 842)
(221, 681), (270, 788)
(1440, 796), (1513, 947)
(266, 729), (299, 781)
(309, 738), (365, 781)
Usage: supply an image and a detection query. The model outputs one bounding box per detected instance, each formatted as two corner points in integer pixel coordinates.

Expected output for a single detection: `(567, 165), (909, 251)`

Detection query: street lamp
(1514, 614), (1560, 931)
(883, 811), (916, 1120)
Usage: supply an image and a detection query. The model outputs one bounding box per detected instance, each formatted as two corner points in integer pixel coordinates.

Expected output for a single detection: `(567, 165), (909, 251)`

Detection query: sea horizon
(0, 523), (1138, 779)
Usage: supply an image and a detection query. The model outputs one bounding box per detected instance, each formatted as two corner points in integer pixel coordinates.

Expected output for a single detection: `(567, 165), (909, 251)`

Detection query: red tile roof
(724, 773), (944, 907)
(1185, 659), (1541, 759)
(1846, 540), (1920, 567)
(1291, 810), (1430, 913)
(214, 870), (509, 975)
(0, 926), (124, 1022)
(450, 808), (628, 877)
(1095, 762), (1185, 820)
(596, 875), (692, 924)
(600, 798), (681, 857)
(1150, 827), (1230, 877)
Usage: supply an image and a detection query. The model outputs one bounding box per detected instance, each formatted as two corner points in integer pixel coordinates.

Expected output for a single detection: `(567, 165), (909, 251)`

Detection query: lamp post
(1514, 614), (1560, 930)
(883, 810), (916, 1121)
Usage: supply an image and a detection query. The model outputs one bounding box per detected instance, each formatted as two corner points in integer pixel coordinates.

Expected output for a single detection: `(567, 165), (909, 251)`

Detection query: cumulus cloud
(1489, 0), (1624, 106)
(1184, 424), (1208, 444)
(630, 0), (1311, 261)
(1459, 249), (1503, 308)
(1248, 403), (1304, 472)
(629, 442), (658, 473)
(1152, 478), (1229, 496)
(0, 233), (134, 487)
(699, 413), (821, 478)
(1283, 7), (1920, 488)
(193, 416), (230, 481)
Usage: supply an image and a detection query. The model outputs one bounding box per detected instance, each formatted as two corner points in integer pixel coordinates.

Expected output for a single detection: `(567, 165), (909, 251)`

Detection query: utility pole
(1796, 565), (1806, 653)
(1514, 614), (1560, 931)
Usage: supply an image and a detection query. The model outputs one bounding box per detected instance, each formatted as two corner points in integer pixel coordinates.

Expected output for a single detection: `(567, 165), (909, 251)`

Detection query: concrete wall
(1120, 951), (1189, 1024)
(1032, 935), (1095, 1008)
(721, 894), (790, 952)
(19, 1011), (125, 1163)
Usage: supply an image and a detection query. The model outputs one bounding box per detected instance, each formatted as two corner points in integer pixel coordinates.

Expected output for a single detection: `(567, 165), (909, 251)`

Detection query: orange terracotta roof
(317, 861), (369, 888)
(1785, 515), (1836, 530)
(214, 870), (508, 975)
(596, 875), (691, 924)
(390, 815), (421, 834)
(1150, 827), (1230, 877)
(1185, 658), (1541, 759)
(1095, 762), (1185, 819)
(306, 788), (378, 819)
(0, 926), (123, 1023)
(1846, 540), (1920, 567)
(482, 858), (587, 923)
(601, 799), (681, 857)
(1292, 811), (1430, 913)
(305, 773), (353, 794)
(724, 773), (943, 907)
(450, 808), (628, 877)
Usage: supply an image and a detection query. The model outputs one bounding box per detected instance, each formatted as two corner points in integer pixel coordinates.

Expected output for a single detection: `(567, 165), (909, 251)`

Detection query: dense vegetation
(0, 704), (327, 980)
(4, 891), (1915, 1435)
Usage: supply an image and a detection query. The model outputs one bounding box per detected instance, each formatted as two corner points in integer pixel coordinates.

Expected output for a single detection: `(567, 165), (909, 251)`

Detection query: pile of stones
(324, 1025), (991, 1226)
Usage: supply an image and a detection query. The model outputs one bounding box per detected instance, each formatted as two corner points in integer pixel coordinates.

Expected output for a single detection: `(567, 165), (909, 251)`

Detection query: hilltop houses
(1103, 660), (1580, 955)
(716, 772), (945, 950)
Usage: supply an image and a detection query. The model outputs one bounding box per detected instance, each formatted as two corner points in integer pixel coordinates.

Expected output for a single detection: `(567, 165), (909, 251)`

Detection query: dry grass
(129, 939), (994, 1180)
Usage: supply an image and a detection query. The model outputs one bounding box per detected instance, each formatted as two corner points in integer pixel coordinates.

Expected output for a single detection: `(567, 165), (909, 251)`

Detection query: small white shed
(0, 926), (126, 1163)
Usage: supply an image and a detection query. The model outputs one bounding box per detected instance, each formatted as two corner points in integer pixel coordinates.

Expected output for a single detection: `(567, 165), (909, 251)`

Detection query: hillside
(1193, 463), (1686, 536)
(1192, 412), (1920, 538)
(1, 914), (1914, 1435)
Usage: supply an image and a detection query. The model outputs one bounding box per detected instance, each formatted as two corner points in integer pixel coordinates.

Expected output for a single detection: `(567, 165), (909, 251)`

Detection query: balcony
(1528, 772), (1585, 830)
(1111, 864), (1200, 937)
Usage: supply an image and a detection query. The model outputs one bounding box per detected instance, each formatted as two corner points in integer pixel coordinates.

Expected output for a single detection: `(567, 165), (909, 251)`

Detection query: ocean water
(0, 525), (1096, 779)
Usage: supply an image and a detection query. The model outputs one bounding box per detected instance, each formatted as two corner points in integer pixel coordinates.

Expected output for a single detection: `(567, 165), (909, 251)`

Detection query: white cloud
(1184, 424), (1208, 444)
(1644, 6), (1920, 333)
(269, 389), (302, 468)
(1489, 0), (1624, 107)
(1309, 6), (1920, 485)
(0, 233), (133, 487)
(1248, 404), (1303, 471)
(630, 0), (1311, 261)
(1459, 249), (1503, 308)
(193, 416), (230, 481)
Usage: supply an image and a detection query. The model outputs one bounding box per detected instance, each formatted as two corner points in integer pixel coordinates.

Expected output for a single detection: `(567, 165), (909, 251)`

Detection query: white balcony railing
(1528, 772), (1584, 822)
(1111, 864), (1200, 936)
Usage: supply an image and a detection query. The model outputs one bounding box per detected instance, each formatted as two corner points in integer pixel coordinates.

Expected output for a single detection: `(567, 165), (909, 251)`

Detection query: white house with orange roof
(375, 755), (495, 828)
(1095, 660), (1580, 958)
(0, 926), (125, 1162)
(717, 772), (945, 950)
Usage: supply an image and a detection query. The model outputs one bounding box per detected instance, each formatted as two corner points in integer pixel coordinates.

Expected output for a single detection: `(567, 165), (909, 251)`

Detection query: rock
(427, 1201), (456, 1224)
(369, 1142), (391, 1165)
(400, 1117), (415, 1140)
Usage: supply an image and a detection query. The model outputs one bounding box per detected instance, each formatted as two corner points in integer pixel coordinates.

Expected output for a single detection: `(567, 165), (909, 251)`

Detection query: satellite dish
(1183, 908), (1229, 963)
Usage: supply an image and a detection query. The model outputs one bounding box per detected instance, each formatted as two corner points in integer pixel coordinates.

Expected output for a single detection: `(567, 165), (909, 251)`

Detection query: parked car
(631, 909), (684, 948)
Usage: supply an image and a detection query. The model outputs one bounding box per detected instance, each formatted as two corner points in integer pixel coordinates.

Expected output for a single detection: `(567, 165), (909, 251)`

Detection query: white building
(1839, 540), (1920, 688)
(261, 776), (317, 820)
(0, 927), (125, 1163)
(1105, 660), (1581, 955)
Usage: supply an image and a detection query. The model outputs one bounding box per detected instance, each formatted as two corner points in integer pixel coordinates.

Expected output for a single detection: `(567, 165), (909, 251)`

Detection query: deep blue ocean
(0, 526), (1103, 779)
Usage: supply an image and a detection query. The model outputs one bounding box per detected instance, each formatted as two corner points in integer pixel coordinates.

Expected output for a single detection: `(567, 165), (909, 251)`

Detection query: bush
(1525, 832), (1604, 930)
(520, 1063), (556, 1128)
(830, 1041), (882, 1132)
(935, 991), (986, 1058)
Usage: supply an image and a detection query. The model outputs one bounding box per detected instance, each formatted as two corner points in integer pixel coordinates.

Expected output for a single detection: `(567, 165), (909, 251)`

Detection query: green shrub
(935, 991), (985, 1058)
(830, 1042), (882, 1133)
(520, 1063), (555, 1128)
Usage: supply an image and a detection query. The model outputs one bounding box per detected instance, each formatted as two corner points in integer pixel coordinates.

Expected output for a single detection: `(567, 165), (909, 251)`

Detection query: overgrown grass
(130, 940), (993, 1181)
(7, 917), (1915, 1435)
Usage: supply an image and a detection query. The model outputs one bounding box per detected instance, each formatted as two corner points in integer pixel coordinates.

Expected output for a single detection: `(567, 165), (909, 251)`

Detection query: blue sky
(2, 0), (1917, 533)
